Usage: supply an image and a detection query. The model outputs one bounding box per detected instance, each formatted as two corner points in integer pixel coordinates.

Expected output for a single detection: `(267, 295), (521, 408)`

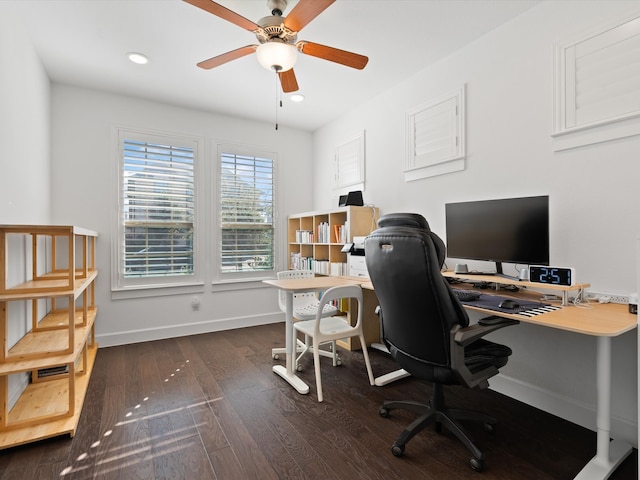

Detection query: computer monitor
(445, 195), (549, 278)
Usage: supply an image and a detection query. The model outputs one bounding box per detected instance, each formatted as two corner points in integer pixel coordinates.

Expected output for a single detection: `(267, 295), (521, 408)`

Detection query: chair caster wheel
(379, 407), (389, 418)
(391, 444), (404, 457)
(336, 359), (342, 366)
(483, 422), (495, 433)
(296, 365), (303, 372)
(272, 354), (279, 360)
(470, 457), (484, 471)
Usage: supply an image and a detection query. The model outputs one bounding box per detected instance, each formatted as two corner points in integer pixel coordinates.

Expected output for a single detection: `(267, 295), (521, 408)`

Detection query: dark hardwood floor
(0, 323), (636, 479)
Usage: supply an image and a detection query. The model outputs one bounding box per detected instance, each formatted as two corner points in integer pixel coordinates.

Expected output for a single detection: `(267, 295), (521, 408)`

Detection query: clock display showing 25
(529, 266), (575, 286)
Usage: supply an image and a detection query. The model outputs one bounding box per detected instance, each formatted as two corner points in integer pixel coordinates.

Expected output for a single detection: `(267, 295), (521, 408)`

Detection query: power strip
(585, 292), (629, 304)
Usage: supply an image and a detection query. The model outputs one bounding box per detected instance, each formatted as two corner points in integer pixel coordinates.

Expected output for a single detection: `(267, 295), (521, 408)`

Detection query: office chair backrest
(365, 213), (470, 368)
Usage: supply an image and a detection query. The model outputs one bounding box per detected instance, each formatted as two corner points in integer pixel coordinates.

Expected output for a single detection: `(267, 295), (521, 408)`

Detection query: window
(405, 85), (465, 181)
(113, 129), (203, 293)
(216, 146), (276, 281)
(553, 13), (640, 150)
(333, 131), (365, 190)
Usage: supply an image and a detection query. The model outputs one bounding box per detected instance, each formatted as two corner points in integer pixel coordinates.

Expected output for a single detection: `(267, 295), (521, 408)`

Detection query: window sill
(552, 114), (640, 151)
(211, 277), (275, 292)
(111, 282), (205, 300)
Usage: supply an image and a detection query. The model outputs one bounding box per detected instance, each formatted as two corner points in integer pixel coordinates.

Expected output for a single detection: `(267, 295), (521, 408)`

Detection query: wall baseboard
(490, 374), (637, 447)
(96, 312), (284, 348)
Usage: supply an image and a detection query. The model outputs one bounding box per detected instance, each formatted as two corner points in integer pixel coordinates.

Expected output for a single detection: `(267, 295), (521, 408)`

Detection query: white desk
(263, 276), (361, 394)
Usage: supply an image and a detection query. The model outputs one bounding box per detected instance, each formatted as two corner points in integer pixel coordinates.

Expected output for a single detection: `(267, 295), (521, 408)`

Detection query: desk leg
(272, 291), (309, 394)
(573, 336), (632, 480)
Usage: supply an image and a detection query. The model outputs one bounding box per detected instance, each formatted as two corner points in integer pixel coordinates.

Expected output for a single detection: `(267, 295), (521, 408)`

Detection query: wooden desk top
(463, 301), (636, 337)
(263, 276), (361, 293)
(265, 273), (636, 337)
(356, 276), (635, 337)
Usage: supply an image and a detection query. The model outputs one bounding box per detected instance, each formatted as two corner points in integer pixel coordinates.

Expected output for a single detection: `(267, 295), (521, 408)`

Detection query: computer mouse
(499, 299), (520, 310)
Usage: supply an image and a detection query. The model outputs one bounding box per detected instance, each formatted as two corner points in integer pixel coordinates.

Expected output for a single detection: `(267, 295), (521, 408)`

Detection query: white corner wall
(0, 3), (52, 409)
(0, 3), (51, 224)
(50, 85), (314, 347)
(312, 1), (640, 445)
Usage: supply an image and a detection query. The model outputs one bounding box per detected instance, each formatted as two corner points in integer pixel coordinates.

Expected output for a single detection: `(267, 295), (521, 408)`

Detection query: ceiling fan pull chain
(274, 71), (278, 130)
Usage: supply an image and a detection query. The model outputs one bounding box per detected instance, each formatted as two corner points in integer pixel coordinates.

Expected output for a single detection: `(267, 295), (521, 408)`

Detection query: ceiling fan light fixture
(256, 41), (297, 72)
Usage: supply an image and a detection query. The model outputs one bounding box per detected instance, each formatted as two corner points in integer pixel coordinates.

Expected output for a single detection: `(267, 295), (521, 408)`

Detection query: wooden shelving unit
(287, 207), (380, 351)
(287, 206), (379, 276)
(0, 225), (98, 449)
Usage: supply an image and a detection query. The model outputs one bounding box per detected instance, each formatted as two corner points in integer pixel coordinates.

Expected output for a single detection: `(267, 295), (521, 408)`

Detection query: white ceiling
(11, 0), (540, 131)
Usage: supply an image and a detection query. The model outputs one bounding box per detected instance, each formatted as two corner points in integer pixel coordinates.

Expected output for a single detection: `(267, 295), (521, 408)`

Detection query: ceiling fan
(184, 0), (369, 93)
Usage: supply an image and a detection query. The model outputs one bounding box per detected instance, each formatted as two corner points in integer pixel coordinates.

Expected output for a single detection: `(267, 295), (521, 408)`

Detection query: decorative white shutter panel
(405, 86), (465, 181)
(333, 131), (364, 189)
(553, 13), (640, 150)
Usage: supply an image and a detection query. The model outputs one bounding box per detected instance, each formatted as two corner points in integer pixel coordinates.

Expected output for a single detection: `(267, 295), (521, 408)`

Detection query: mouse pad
(460, 294), (559, 316)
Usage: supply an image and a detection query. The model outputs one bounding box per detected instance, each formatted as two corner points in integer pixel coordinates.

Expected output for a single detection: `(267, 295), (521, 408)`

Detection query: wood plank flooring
(0, 323), (636, 479)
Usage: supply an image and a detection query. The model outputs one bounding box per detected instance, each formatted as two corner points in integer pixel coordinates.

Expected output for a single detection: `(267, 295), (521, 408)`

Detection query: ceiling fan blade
(197, 45), (257, 70)
(183, 0), (259, 31)
(278, 69), (299, 93)
(297, 41), (368, 70)
(284, 0), (335, 32)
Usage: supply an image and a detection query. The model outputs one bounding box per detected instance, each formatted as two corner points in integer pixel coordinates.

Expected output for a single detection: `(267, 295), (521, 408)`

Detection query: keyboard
(452, 289), (481, 302)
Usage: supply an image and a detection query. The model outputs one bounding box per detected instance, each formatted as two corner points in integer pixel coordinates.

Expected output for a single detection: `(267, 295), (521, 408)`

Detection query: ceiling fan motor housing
(256, 15), (297, 45)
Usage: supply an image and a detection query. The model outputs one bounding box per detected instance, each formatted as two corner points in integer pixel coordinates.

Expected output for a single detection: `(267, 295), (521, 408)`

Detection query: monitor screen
(445, 195), (549, 274)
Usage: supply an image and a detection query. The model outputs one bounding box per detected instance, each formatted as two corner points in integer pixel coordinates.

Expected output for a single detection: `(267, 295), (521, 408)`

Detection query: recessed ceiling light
(290, 94), (305, 103)
(127, 52), (148, 65)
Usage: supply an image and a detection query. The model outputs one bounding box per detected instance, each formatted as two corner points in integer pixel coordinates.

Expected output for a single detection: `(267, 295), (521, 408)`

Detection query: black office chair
(365, 213), (518, 471)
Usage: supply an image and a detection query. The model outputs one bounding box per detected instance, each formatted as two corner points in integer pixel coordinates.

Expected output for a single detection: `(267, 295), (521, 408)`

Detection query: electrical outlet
(585, 292), (628, 304)
(191, 296), (201, 311)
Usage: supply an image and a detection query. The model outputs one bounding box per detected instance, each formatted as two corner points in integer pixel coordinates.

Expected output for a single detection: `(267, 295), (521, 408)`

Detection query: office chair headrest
(373, 213), (446, 268)
(377, 213), (430, 230)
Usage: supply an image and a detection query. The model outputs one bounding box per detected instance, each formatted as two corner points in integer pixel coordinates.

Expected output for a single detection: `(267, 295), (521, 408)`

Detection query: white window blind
(405, 86), (465, 181)
(553, 13), (640, 150)
(333, 131), (364, 189)
(219, 152), (274, 274)
(122, 139), (195, 278)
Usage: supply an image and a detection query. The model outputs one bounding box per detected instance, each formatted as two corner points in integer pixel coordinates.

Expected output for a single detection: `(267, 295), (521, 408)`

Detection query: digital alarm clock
(528, 266), (575, 286)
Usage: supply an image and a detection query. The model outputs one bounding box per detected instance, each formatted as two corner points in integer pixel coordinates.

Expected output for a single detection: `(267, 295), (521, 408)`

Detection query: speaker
(454, 263), (469, 274)
(338, 190), (364, 207)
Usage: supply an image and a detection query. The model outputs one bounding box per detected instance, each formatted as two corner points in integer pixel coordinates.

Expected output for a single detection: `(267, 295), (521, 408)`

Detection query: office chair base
(380, 384), (493, 471)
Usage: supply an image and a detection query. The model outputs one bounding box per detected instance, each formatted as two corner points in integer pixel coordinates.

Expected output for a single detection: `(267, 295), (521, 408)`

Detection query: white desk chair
(271, 270), (340, 370)
(293, 284), (375, 402)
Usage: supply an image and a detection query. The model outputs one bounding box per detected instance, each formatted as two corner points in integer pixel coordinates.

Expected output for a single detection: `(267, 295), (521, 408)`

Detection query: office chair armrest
(450, 319), (519, 389)
(453, 318), (519, 348)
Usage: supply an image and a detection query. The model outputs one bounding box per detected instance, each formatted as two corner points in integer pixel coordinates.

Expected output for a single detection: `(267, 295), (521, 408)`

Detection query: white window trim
(332, 130), (365, 190)
(211, 142), (278, 285)
(405, 85), (465, 182)
(552, 9), (640, 151)
(111, 126), (205, 300)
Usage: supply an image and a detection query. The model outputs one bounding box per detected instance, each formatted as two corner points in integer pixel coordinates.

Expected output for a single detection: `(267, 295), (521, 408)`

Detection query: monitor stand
(494, 262), (519, 281)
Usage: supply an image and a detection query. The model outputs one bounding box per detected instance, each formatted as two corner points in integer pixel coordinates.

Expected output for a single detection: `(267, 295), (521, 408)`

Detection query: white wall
(0, 4), (51, 224)
(0, 3), (52, 407)
(313, 1), (639, 444)
(50, 85), (314, 346)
